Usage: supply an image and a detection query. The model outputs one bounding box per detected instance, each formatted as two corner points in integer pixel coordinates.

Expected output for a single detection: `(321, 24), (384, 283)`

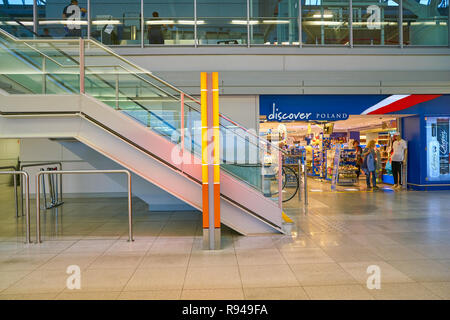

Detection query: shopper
(362, 140), (378, 190)
(353, 140), (363, 179)
(148, 11), (164, 44)
(62, 0), (87, 38)
(391, 133), (408, 189)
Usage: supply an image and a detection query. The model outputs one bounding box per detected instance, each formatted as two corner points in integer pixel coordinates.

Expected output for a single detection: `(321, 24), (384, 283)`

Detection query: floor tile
(280, 248), (334, 264)
(118, 290), (181, 300)
(236, 248), (286, 266)
(365, 283), (441, 300)
(388, 260), (450, 282)
(303, 285), (375, 300)
(339, 261), (414, 284)
(290, 263), (358, 286)
(184, 266), (242, 289)
(239, 265), (299, 288)
(56, 291), (121, 300)
(420, 282), (450, 299)
(125, 267), (187, 291)
(181, 289), (244, 300)
(243, 287), (309, 300)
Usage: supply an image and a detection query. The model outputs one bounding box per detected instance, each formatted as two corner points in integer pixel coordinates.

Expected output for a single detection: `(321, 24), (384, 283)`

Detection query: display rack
(336, 148), (358, 185)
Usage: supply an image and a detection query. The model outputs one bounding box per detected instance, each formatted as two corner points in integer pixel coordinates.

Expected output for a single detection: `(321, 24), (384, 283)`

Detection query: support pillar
(201, 72), (221, 250)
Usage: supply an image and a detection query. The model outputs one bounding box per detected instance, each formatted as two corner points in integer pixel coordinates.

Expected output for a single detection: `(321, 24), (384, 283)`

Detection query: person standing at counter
(391, 133), (408, 189)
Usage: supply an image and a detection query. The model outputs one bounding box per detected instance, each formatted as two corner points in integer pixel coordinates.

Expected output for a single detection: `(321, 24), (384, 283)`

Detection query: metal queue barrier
(0, 166), (20, 217)
(35, 170), (134, 243)
(40, 167), (64, 210)
(0, 170), (31, 244)
(298, 160), (308, 208)
(20, 162), (63, 215)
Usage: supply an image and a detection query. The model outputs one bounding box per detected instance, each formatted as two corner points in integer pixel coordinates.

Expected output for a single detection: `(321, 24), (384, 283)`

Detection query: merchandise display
(426, 116), (450, 181)
(336, 149), (358, 185)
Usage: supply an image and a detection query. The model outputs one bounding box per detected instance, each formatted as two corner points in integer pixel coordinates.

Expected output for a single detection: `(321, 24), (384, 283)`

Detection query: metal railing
(0, 170), (31, 244)
(20, 162), (63, 215)
(35, 169), (133, 244)
(0, 166), (20, 217)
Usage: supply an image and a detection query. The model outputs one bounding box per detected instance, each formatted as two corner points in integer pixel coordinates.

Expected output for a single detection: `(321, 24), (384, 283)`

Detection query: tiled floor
(0, 178), (449, 300)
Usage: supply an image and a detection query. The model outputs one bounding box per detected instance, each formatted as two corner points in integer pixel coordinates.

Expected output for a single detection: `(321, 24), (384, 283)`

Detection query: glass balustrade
(0, 30), (283, 205)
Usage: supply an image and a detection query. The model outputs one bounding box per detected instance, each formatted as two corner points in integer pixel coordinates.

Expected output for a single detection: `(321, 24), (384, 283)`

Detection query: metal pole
(115, 68), (119, 109)
(180, 93), (185, 172)
(35, 170), (133, 244)
(299, 0), (303, 47)
(302, 163), (308, 206)
(247, 0), (250, 48)
(13, 174), (18, 218)
(87, 0), (91, 40)
(140, 0), (144, 48)
(278, 149), (282, 209)
(0, 171), (31, 243)
(42, 56), (46, 94)
(298, 159), (302, 201)
(33, 0), (38, 36)
(79, 37), (85, 94)
(194, 0), (198, 47)
(23, 172), (30, 244)
(127, 171), (134, 242)
(399, 0), (403, 48)
(349, 0), (353, 47)
(36, 174), (41, 243)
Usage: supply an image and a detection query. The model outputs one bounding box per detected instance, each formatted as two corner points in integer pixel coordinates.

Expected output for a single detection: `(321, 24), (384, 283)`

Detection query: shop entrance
(260, 115), (409, 200)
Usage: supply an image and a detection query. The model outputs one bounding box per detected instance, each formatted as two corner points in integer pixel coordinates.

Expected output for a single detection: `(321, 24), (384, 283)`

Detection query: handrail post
(180, 93), (185, 172)
(0, 170), (31, 243)
(298, 159), (302, 201)
(302, 163), (308, 208)
(79, 37), (85, 94)
(35, 170), (133, 244)
(36, 172), (41, 243)
(13, 173), (18, 217)
(278, 149), (282, 209)
(127, 171), (134, 242)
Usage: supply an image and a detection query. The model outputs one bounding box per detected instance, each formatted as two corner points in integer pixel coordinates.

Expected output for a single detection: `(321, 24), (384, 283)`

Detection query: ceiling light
(178, 20), (205, 25)
(92, 20), (121, 25)
(146, 20), (175, 25)
(262, 20), (290, 24)
(312, 14), (333, 18)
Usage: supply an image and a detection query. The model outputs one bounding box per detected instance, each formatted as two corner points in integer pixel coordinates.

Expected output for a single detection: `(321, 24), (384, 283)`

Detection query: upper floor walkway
(0, 0), (449, 49)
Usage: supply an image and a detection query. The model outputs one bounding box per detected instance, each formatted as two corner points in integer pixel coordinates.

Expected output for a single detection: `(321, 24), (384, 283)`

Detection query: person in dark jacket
(148, 11), (164, 44)
(362, 140), (378, 190)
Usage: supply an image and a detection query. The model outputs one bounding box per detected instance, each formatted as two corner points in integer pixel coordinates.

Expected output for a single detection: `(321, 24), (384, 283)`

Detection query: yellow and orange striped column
(201, 72), (221, 250)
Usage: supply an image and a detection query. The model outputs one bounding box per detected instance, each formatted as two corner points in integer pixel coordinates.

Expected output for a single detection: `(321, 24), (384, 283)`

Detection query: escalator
(0, 29), (286, 235)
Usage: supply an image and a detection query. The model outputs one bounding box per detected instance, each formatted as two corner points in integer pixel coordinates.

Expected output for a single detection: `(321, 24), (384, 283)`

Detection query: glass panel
(91, 0), (141, 46)
(144, 0), (195, 45)
(302, 0), (350, 45)
(0, 0), (34, 38)
(353, 0), (399, 45)
(197, 0), (248, 45)
(403, 0), (448, 46)
(0, 30), (80, 94)
(250, 0), (299, 45)
(38, 0), (88, 38)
